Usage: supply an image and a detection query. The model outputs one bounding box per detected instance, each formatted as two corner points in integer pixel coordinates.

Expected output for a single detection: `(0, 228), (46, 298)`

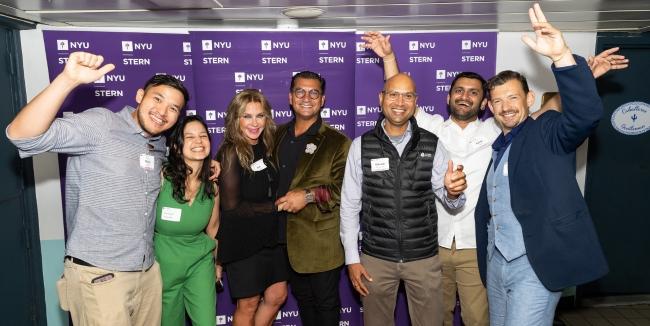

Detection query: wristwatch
(304, 188), (315, 203)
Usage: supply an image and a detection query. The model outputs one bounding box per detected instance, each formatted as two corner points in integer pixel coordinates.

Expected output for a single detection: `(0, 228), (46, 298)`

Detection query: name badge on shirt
(161, 207), (182, 222)
(251, 159), (267, 172)
(140, 154), (155, 171)
(371, 158), (390, 172)
(503, 162), (508, 176)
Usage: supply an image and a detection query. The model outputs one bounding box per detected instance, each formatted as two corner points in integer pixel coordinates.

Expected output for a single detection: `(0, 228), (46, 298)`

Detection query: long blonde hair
(222, 89), (276, 171)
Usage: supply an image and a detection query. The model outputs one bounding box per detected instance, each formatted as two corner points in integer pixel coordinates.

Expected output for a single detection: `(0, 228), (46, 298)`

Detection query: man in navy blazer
(474, 4), (609, 325)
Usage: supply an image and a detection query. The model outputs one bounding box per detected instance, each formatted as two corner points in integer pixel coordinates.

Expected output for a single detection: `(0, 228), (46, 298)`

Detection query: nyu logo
(202, 40), (232, 50)
(122, 41), (133, 52)
(216, 315), (232, 325)
(409, 41), (436, 51)
(356, 106), (381, 116)
(319, 40), (347, 51)
(321, 108), (331, 118)
(186, 110), (196, 116)
(234, 72), (265, 83)
(59, 40), (89, 50)
(57, 40), (68, 51)
(356, 42), (366, 52)
(436, 69), (446, 80)
(94, 74), (126, 84)
(261, 40), (291, 50)
(183, 42), (192, 53)
(462, 40), (489, 50)
(202, 40), (212, 51)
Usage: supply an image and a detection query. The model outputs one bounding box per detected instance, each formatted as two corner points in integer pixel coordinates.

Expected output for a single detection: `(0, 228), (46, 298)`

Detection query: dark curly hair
(163, 115), (216, 203)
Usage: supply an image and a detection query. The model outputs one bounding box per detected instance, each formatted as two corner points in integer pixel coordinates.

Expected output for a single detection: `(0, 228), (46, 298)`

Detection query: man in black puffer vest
(340, 73), (468, 326)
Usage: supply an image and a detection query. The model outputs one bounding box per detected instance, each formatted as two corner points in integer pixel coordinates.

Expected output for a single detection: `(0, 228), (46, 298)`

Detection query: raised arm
(362, 31), (399, 80)
(7, 52), (115, 139)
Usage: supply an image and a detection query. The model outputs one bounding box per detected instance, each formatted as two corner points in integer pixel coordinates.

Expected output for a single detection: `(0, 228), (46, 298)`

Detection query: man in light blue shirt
(7, 51), (188, 326)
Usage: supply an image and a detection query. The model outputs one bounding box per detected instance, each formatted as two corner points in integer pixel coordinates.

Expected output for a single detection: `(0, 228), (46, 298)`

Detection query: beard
(449, 103), (480, 122)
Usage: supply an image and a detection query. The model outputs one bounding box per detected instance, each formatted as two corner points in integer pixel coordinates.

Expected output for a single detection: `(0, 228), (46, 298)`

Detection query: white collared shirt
(415, 108), (500, 249)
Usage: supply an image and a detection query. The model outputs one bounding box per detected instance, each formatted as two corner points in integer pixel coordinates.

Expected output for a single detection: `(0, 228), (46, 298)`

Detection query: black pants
(290, 265), (342, 326)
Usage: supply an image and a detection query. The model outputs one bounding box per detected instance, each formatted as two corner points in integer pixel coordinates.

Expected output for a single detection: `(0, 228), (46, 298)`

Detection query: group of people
(6, 3), (629, 326)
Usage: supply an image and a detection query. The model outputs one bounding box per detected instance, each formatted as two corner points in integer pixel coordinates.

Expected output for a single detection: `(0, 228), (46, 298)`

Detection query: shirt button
(144, 212), (148, 216)
(282, 165), (286, 168)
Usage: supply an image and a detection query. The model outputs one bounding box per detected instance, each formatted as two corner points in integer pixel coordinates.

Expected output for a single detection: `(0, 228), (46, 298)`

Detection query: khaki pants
(360, 254), (442, 326)
(59, 259), (162, 326)
(440, 241), (489, 326)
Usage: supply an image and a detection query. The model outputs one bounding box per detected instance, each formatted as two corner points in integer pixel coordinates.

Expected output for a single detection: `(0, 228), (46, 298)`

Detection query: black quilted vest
(360, 117), (439, 262)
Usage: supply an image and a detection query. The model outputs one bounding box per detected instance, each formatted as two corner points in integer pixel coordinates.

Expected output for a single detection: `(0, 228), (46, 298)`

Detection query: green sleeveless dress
(154, 178), (216, 326)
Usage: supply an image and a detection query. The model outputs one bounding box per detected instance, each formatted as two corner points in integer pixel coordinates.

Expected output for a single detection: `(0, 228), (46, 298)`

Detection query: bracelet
(552, 49), (571, 63)
(304, 188), (315, 204)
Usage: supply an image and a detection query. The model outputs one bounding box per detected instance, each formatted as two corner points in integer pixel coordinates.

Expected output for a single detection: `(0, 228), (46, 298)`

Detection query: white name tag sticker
(371, 157), (390, 172)
(140, 154), (155, 171)
(503, 162), (508, 177)
(161, 207), (182, 222)
(251, 159), (267, 172)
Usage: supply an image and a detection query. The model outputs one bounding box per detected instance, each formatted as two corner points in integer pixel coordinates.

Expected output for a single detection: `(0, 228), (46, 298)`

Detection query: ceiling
(1, 0), (649, 32)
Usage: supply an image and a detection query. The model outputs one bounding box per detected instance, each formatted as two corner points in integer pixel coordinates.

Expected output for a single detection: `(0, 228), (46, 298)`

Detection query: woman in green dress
(155, 115), (219, 326)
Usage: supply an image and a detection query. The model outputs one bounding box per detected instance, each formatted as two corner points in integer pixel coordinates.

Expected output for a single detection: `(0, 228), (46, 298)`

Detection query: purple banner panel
(354, 31), (497, 136)
(189, 31), (355, 154)
(43, 31), (196, 115)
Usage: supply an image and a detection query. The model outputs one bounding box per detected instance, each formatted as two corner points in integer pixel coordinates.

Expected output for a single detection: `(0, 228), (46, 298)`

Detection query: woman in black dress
(216, 89), (288, 326)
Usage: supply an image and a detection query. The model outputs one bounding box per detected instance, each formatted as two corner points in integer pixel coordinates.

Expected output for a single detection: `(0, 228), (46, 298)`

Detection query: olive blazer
(274, 122), (351, 273)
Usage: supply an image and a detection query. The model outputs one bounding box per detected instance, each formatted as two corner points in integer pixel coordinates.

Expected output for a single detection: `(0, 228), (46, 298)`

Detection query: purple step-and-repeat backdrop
(43, 30), (496, 326)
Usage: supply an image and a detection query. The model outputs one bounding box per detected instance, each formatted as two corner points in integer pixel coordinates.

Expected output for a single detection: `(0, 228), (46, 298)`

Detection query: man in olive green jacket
(274, 71), (351, 326)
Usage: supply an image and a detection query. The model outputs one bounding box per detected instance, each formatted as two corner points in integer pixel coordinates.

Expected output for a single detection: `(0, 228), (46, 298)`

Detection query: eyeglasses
(293, 88), (322, 100)
(382, 90), (417, 102)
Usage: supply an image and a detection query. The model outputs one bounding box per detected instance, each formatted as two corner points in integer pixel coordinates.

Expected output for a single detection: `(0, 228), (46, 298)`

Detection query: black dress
(216, 141), (288, 299)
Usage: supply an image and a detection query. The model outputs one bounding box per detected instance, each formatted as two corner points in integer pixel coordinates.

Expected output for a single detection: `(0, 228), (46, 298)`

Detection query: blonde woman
(216, 89), (288, 326)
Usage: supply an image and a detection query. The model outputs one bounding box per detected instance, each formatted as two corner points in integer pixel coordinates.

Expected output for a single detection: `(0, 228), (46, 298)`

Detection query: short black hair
(290, 71), (326, 95)
(486, 70), (530, 94)
(143, 74), (190, 106)
(449, 72), (487, 99)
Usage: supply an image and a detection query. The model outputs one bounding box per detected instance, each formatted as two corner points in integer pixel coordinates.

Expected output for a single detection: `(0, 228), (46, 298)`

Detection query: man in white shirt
(362, 32), (499, 326)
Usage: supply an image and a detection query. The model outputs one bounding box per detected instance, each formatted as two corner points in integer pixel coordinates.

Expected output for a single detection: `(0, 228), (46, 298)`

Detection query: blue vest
(486, 146), (526, 261)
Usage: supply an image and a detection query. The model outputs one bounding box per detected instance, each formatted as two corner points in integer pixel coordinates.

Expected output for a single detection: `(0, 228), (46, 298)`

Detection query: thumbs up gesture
(444, 160), (467, 199)
(62, 52), (115, 86)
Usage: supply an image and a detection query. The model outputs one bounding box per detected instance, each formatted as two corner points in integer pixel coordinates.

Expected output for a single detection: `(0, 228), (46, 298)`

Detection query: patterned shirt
(8, 106), (166, 271)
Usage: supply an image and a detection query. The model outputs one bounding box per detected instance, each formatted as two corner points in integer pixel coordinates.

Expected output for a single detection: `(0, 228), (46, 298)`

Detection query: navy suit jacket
(475, 56), (609, 292)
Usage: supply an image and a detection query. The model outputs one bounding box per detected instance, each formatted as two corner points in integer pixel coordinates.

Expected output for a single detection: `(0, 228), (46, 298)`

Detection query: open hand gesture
(521, 3), (574, 66)
(588, 47), (629, 78)
(362, 31), (393, 58)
